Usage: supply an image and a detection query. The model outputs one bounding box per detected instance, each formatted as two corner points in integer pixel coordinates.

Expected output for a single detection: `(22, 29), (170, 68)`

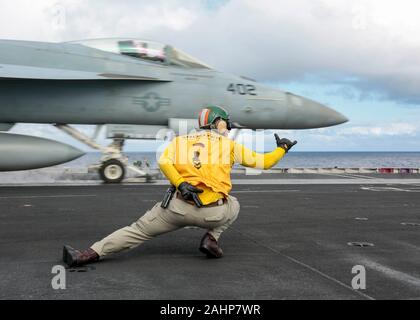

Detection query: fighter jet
(0, 38), (348, 183)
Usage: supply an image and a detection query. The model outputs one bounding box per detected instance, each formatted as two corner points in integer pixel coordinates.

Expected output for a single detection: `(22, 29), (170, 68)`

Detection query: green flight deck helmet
(198, 105), (232, 130)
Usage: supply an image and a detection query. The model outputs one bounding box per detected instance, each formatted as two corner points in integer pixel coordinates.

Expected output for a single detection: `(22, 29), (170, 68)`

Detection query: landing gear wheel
(99, 159), (125, 183)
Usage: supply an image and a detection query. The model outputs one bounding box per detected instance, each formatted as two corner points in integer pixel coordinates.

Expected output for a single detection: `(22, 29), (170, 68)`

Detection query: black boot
(63, 245), (99, 267)
(199, 233), (223, 258)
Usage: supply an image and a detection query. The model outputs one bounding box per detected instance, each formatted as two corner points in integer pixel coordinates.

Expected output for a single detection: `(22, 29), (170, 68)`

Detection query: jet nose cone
(286, 94), (349, 129)
(323, 107), (349, 127)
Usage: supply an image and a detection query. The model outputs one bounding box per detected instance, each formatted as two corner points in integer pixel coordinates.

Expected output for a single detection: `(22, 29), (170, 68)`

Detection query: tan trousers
(91, 195), (240, 257)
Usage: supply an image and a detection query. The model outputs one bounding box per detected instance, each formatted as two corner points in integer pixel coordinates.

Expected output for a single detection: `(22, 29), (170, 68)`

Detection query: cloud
(270, 122), (420, 151)
(338, 123), (418, 137)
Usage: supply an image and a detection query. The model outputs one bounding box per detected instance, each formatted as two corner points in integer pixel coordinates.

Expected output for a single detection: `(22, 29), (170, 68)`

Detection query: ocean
(64, 152), (420, 169)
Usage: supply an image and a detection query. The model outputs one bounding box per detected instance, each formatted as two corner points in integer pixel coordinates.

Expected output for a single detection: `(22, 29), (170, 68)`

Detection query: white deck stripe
(2, 179), (420, 187)
(0, 194), (96, 199)
(231, 179), (420, 185)
(351, 256), (420, 289)
(231, 190), (300, 193)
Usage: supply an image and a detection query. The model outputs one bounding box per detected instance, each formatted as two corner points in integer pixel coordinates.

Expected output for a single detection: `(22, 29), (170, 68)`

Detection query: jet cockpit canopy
(69, 38), (212, 69)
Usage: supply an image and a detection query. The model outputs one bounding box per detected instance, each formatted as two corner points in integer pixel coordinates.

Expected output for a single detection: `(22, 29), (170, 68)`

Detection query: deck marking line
(232, 228), (375, 300)
(0, 194), (97, 199)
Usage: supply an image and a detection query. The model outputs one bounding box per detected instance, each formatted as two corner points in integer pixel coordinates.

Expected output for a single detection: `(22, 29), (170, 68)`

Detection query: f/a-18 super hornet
(0, 38), (348, 183)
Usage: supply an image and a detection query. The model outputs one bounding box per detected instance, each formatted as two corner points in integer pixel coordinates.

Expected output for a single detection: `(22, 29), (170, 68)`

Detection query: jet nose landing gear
(54, 124), (153, 184)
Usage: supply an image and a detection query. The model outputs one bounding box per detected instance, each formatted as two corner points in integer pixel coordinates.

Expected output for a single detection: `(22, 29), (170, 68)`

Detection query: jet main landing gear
(54, 124), (152, 184)
(99, 158), (126, 183)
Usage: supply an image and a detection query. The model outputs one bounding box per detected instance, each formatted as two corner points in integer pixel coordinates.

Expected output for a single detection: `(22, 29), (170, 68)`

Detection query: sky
(1, 0), (420, 151)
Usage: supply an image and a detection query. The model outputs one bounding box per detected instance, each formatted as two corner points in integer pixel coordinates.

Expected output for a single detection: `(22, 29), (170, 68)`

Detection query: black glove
(274, 134), (297, 153)
(178, 182), (203, 208)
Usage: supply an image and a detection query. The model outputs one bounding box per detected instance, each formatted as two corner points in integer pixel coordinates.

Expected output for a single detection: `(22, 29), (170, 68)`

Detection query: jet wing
(0, 123), (14, 131)
(0, 63), (170, 81)
(0, 39), (174, 81)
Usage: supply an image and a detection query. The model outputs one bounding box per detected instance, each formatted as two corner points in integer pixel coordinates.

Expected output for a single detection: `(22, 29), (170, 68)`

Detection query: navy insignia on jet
(132, 92), (170, 112)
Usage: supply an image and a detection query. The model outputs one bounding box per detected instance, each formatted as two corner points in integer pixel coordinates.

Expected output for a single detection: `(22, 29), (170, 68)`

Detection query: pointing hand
(274, 134), (297, 153)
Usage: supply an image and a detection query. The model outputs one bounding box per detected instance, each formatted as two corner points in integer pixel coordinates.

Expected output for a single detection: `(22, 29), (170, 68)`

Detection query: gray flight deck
(0, 173), (419, 300)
